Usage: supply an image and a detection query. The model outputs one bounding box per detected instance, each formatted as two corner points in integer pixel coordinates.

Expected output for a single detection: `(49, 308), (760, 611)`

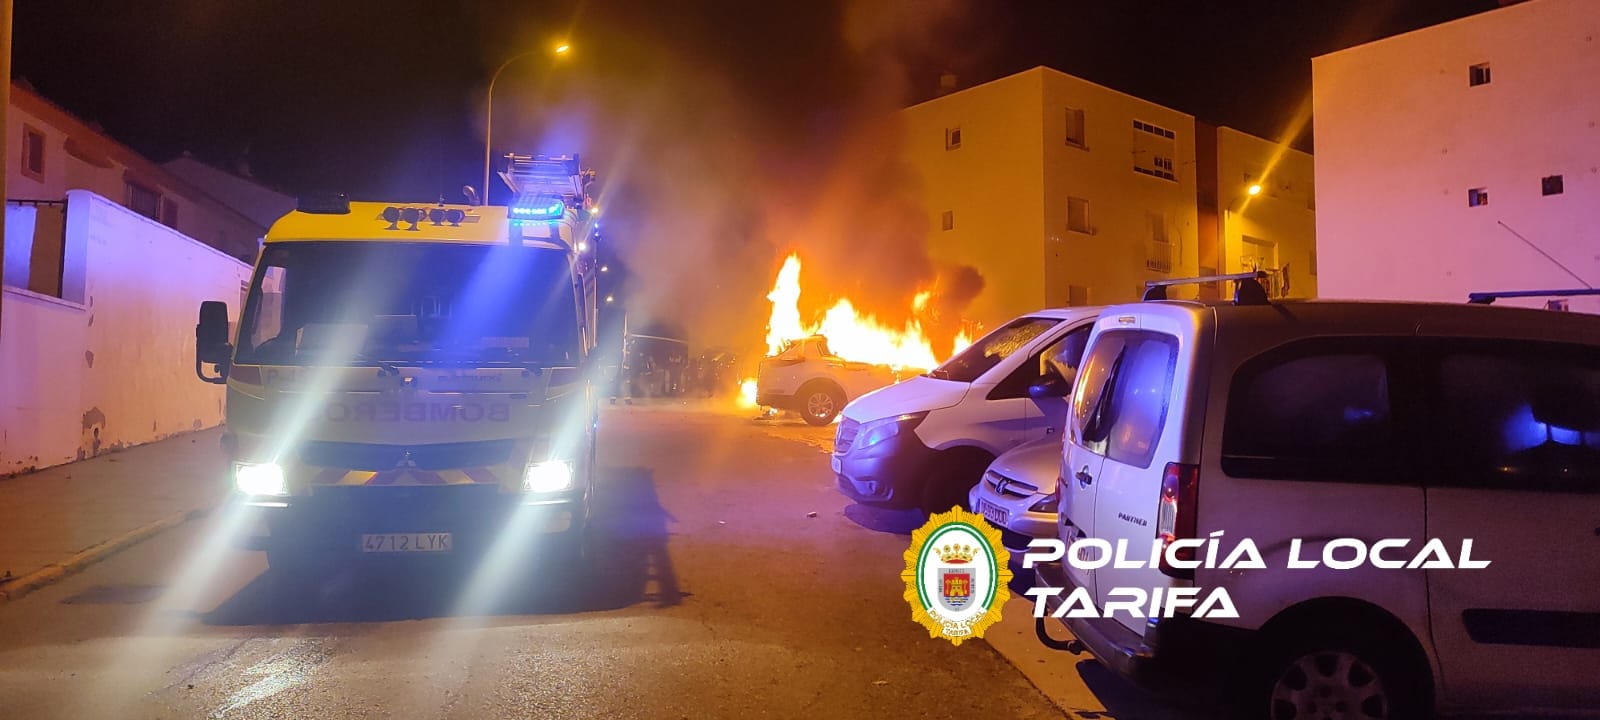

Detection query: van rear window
(1073, 330), (1178, 469)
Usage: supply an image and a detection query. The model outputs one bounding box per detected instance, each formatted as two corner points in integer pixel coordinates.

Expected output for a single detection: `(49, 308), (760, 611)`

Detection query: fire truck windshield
(235, 241), (581, 367)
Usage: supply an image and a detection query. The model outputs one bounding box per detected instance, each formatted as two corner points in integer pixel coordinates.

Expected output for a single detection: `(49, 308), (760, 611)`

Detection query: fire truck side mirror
(196, 301), (232, 384)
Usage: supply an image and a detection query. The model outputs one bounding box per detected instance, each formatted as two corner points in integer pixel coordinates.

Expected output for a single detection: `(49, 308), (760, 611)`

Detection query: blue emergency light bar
(510, 194), (566, 221)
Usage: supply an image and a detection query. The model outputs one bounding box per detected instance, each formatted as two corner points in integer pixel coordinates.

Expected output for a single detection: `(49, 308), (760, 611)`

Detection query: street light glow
(555, 43), (571, 55)
(1247, 183), (1262, 196)
(605, 295), (615, 303)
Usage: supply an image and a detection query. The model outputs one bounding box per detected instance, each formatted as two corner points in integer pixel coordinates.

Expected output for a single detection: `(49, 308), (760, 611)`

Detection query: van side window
(1102, 333), (1178, 468)
(1072, 333), (1126, 454)
(989, 326), (1091, 400)
(1223, 352), (1391, 480)
(1072, 331), (1177, 468)
(1434, 345), (1600, 493)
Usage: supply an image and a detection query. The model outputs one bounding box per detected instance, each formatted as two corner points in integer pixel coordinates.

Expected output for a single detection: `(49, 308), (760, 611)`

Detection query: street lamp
(481, 42), (571, 206)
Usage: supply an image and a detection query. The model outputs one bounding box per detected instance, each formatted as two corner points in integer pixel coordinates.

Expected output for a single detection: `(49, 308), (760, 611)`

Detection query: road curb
(0, 506), (210, 604)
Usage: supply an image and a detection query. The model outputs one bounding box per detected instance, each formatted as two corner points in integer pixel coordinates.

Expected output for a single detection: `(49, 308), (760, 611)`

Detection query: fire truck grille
(301, 440), (517, 471)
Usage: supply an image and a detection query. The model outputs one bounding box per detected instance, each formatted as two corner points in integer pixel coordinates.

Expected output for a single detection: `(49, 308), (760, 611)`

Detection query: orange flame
(762, 254), (965, 370)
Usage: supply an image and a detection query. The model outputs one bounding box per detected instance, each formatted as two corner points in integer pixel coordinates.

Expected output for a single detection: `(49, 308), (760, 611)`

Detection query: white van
(1033, 276), (1600, 718)
(832, 307), (1099, 513)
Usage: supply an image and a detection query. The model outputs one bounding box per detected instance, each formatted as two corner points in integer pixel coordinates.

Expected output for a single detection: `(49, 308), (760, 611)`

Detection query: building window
(1145, 211), (1173, 273)
(941, 210), (954, 231)
(127, 182), (162, 220)
(1065, 107), (1086, 148)
(1542, 175), (1564, 196)
(1068, 285), (1090, 307)
(21, 126), (45, 181)
(1132, 120), (1177, 181)
(160, 198), (179, 229)
(1468, 187), (1489, 207)
(1067, 196), (1091, 234)
(1469, 63), (1491, 86)
(945, 127), (962, 150)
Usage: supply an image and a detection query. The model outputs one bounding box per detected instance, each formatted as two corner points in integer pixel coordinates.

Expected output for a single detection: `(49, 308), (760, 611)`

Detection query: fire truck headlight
(522, 460), (574, 494)
(233, 462), (287, 497)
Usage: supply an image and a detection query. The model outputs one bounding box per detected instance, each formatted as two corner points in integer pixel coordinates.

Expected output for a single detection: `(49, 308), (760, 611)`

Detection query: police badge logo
(901, 507), (1012, 645)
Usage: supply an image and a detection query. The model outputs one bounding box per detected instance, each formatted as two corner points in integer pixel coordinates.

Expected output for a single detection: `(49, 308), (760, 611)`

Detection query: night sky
(13, 1), (1502, 342)
(15, 1), (1496, 201)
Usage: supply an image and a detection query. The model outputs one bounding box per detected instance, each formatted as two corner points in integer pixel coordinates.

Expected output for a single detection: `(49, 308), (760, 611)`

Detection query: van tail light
(1156, 462), (1200, 580)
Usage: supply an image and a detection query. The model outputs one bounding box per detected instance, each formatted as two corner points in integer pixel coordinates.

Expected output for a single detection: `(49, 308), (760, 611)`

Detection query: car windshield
(927, 316), (1060, 383)
(235, 241), (580, 367)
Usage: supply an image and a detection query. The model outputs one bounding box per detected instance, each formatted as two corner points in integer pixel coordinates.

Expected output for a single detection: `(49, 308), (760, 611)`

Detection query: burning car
(755, 335), (903, 425)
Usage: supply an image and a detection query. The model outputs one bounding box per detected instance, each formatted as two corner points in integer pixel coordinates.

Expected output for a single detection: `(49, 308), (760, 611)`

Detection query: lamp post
(481, 43), (570, 206)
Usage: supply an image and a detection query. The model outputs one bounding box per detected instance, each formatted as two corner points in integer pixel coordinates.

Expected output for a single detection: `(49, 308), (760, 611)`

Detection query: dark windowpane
(1436, 349), (1600, 492)
(23, 128), (44, 176)
(1224, 353), (1391, 479)
(128, 183), (160, 219)
(1542, 175), (1564, 196)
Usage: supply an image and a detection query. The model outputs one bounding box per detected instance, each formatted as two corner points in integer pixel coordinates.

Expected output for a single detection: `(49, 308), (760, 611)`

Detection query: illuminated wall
(899, 67), (1208, 330)
(1215, 127), (1318, 298)
(1313, 0), (1600, 312)
(899, 70), (1047, 331)
(0, 190), (252, 474)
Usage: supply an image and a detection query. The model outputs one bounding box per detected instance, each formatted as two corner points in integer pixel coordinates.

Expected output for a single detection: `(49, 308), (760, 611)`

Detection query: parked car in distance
(756, 336), (901, 425)
(969, 435), (1063, 562)
(621, 333), (689, 399)
(1034, 276), (1600, 718)
(833, 307), (1098, 513)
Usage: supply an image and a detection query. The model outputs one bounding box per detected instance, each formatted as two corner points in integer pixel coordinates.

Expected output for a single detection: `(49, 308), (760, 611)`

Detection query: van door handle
(1075, 466), (1093, 488)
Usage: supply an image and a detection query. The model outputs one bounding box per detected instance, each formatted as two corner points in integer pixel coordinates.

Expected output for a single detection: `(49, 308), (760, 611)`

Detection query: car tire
(799, 382), (845, 426)
(1236, 623), (1430, 720)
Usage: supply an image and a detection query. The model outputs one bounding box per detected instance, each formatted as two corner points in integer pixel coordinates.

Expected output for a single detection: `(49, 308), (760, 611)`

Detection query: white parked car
(755, 336), (901, 425)
(1033, 277), (1600, 718)
(968, 435), (1063, 561)
(833, 308), (1098, 513)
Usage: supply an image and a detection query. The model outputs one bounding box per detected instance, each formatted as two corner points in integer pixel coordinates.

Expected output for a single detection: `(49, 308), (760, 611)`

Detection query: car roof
(1019, 306), (1103, 322)
(1098, 298), (1600, 347)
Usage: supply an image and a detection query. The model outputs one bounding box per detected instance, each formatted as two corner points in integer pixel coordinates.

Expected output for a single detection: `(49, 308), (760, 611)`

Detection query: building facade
(164, 153), (294, 231)
(1312, 0), (1598, 312)
(1, 82), (260, 474)
(899, 66), (1315, 330)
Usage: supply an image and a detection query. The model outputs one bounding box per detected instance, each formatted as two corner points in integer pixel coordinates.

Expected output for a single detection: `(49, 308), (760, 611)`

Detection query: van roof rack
(1466, 288), (1600, 305)
(1143, 271), (1271, 305)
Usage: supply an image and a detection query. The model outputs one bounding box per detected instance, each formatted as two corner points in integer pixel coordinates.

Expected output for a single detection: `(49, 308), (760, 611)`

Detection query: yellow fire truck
(194, 155), (601, 574)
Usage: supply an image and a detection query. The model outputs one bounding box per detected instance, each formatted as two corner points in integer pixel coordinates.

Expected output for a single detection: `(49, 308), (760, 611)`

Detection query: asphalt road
(0, 404), (1193, 719)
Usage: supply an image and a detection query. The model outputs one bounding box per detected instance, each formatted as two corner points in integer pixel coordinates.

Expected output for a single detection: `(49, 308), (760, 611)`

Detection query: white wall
(1313, 0), (1600, 312)
(0, 190), (252, 474)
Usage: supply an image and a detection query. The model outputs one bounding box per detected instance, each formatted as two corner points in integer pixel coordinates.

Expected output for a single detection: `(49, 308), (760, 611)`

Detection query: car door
(1085, 328), (1184, 634)
(1422, 339), (1600, 711)
(1019, 323), (1093, 440)
(1057, 328), (1128, 600)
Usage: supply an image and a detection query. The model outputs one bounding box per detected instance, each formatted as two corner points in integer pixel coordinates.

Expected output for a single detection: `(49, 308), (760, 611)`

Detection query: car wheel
(799, 383), (844, 426)
(1242, 625), (1429, 720)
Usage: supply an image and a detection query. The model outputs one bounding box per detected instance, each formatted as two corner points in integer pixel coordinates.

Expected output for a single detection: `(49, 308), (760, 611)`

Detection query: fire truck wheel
(799, 381), (845, 426)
